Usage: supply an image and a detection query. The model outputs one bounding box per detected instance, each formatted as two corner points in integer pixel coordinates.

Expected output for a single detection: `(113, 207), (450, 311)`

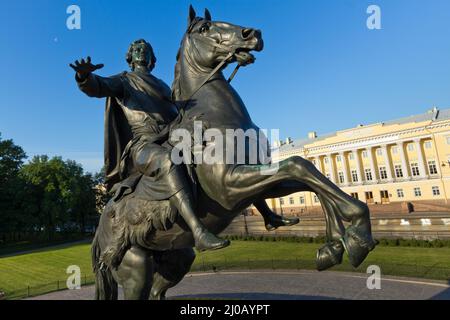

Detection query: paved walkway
(28, 270), (450, 300)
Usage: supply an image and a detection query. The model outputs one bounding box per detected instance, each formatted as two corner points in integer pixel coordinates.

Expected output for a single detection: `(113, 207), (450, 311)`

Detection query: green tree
(0, 133), (27, 240)
(19, 156), (98, 240)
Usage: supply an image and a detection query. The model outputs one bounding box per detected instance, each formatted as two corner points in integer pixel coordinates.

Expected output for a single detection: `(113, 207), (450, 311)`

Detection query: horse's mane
(172, 18), (203, 101)
(171, 42), (183, 101)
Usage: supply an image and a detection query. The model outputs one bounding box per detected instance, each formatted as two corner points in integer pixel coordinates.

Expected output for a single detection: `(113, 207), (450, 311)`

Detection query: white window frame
(414, 187), (422, 197)
(428, 160), (438, 175)
(338, 171), (345, 184)
(394, 164), (403, 178)
(410, 162), (420, 177)
(397, 189), (404, 198)
(379, 166), (387, 180)
(432, 186), (440, 196)
(364, 168), (373, 181)
(351, 170), (358, 182)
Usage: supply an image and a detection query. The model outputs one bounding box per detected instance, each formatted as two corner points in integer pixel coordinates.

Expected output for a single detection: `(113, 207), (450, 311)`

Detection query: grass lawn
(1, 240), (450, 299)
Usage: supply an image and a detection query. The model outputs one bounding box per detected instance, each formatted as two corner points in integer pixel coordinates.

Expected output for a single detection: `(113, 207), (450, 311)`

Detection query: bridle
(181, 20), (246, 106)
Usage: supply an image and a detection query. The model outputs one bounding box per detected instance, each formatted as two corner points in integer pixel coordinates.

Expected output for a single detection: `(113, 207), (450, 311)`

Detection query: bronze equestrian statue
(71, 6), (376, 300)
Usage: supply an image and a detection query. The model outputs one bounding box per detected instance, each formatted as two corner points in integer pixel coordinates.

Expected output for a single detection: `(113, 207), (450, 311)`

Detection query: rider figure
(70, 39), (229, 252)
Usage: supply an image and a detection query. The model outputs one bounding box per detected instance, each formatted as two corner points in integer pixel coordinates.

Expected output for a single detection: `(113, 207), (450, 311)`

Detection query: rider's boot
(170, 190), (230, 252)
(264, 214), (300, 232)
(254, 200), (300, 231)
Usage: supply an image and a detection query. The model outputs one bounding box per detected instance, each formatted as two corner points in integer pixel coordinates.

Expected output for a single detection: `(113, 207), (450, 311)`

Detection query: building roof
(277, 107), (450, 153)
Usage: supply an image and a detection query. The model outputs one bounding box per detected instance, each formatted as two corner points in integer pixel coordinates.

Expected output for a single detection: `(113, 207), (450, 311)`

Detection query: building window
(349, 153), (355, 160)
(338, 171), (345, 184)
(410, 163), (420, 177)
(407, 143), (415, 152)
(289, 197), (295, 205)
(446, 136), (450, 145)
(279, 198), (284, 205)
(428, 160), (438, 175)
(376, 148), (383, 156)
(351, 170), (358, 182)
(326, 173), (331, 180)
(313, 195), (319, 203)
(365, 191), (374, 204)
(414, 187), (422, 197)
(424, 141), (432, 149)
(299, 196), (305, 205)
(350, 192), (359, 200)
(365, 169), (373, 181)
(432, 186), (440, 196)
(324, 157), (329, 164)
(397, 189), (404, 198)
(394, 165), (403, 178)
(336, 155), (341, 162)
(379, 166), (388, 180)
(392, 146), (398, 154)
(362, 150), (368, 158)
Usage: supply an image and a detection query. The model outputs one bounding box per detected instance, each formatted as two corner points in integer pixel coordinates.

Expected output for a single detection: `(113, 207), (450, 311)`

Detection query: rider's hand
(69, 56), (104, 81)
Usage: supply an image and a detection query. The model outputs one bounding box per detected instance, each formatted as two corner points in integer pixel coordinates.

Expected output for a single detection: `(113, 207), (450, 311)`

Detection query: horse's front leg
(255, 181), (346, 271)
(276, 157), (377, 267)
(220, 157), (376, 268)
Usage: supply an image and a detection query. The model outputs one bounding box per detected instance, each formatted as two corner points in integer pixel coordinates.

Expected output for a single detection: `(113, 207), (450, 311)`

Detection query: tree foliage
(0, 133), (102, 243)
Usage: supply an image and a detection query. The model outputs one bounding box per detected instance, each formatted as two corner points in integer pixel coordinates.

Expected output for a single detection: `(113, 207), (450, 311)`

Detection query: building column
(352, 149), (363, 184)
(339, 151), (350, 185)
(397, 141), (410, 180)
(414, 138), (428, 179)
(367, 147), (378, 183)
(381, 145), (394, 182)
(314, 156), (323, 174)
(326, 153), (336, 183)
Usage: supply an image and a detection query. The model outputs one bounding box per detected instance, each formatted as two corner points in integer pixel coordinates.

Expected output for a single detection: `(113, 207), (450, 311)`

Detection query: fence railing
(3, 258), (449, 300)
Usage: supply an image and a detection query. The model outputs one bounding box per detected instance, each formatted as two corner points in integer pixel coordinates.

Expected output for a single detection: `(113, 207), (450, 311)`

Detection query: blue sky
(1, 0), (450, 173)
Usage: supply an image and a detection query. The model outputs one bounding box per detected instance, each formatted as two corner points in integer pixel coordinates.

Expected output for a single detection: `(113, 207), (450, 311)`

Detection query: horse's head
(183, 5), (264, 70)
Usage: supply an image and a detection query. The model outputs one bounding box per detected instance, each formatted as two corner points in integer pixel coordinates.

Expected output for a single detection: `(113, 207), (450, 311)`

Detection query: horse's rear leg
(150, 248), (196, 300)
(112, 246), (154, 300)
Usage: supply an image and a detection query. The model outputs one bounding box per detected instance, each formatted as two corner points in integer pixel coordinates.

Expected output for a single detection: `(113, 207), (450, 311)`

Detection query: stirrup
(341, 226), (377, 268)
(316, 241), (344, 271)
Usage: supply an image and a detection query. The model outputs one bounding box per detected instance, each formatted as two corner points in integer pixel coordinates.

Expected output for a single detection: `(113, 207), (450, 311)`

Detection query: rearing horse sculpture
(91, 6), (376, 300)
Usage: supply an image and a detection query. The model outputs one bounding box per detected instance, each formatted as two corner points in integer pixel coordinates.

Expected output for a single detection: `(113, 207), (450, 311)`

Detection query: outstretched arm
(70, 57), (124, 98)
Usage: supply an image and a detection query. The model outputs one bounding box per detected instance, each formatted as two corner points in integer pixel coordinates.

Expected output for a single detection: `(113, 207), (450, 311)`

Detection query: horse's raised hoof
(316, 241), (344, 271)
(265, 216), (300, 231)
(341, 226), (377, 268)
(194, 230), (230, 252)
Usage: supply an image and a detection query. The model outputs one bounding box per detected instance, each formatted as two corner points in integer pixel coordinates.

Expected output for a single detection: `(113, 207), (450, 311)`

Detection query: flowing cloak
(77, 71), (186, 200)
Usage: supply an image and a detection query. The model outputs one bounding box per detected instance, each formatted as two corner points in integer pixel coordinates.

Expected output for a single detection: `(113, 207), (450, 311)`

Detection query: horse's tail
(91, 232), (118, 300)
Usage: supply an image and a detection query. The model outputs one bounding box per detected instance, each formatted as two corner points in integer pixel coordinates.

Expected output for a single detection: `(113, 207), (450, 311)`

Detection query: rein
(180, 30), (243, 110)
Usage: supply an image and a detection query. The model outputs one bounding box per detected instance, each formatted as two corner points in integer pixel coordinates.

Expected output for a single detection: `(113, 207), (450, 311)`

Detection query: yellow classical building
(267, 107), (450, 215)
